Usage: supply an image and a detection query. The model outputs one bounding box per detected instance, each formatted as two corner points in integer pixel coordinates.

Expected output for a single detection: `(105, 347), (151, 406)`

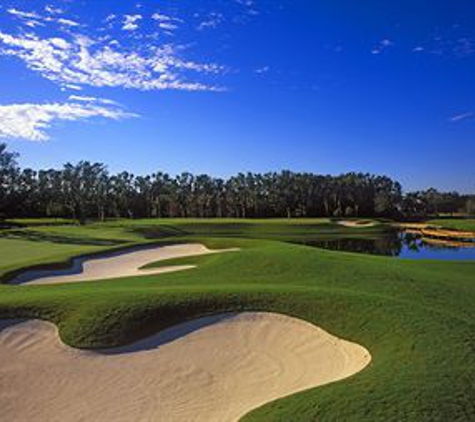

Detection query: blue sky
(0, 0), (474, 192)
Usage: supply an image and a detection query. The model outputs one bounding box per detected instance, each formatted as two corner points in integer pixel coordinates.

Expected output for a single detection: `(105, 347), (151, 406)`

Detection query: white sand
(0, 313), (371, 422)
(338, 220), (377, 228)
(11, 243), (238, 285)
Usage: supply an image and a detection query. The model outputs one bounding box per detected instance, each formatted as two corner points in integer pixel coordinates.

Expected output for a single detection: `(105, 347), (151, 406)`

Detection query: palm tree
(175, 172), (194, 218)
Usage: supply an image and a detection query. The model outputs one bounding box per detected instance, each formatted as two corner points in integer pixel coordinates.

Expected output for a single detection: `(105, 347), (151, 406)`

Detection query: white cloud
(24, 20), (45, 29)
(7, 8), (41, 20)
(68, 95), (119, 105)
(158, 22), (179, 31)
(6, 7), (79, 28)
(152, 13), (171, 22)
(57, 18), (80, 27)
(453, 37), (474, 58)
(63, 83), (82, 91)
(197, 13), (224, 31)
(411, 32), (474, 59)
(450, 112), (474, 122)
(0, 99), (137, 141)
(123, 14), (142, 31)
(372, 39), (394, 55)
(255, 66), (270, 74)
(0, 30), (224, 92)
(236, 0), (255, 5)
(151, 11), (182, 33)
(235, 0), (259, 15)
(44, 5), (64, 15)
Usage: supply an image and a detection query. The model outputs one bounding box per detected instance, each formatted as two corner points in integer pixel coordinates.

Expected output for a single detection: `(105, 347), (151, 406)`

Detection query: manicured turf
(429, 218), (475, 232)
(0, 219), (474, 421)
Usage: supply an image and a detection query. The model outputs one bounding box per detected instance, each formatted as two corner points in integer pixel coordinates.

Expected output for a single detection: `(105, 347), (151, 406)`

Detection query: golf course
(1, 218), (474, 420)
(1, 0), (474, 418)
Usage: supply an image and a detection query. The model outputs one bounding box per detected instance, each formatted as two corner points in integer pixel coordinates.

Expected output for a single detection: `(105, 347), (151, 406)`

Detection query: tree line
(0, 143), (473, 222)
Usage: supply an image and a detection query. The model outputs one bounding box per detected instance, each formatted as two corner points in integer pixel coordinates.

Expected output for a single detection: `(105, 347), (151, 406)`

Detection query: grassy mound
(0, 218), (474, 420)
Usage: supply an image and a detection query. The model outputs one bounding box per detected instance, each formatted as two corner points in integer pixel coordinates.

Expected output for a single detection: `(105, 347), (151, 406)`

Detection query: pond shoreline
(396, 223), (475, 243)
(305, 228), (475, 260)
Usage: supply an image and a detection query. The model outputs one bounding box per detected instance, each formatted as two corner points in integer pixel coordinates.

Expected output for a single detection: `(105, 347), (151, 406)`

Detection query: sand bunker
(397, 222), (430, 230)
(0, 313), (371, 422)
(338, 220), (377, 228)
(10, 243), (238, 285)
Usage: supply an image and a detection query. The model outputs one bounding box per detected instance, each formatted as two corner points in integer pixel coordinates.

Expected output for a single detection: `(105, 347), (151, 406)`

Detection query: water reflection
(305, 231), (475, 261)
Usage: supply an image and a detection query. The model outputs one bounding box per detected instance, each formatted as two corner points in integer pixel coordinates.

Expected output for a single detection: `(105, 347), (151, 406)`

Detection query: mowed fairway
(0, 219), (475, 421)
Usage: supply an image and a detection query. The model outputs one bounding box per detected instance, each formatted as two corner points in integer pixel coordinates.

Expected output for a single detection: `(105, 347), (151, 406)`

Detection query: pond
(305, 231), (475, 261)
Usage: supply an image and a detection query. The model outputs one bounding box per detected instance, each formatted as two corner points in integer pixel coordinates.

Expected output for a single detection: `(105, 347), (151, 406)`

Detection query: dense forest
(0, 143), (473, 222)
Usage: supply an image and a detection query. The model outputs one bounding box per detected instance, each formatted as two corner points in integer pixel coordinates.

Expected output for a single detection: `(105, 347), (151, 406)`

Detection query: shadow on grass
(0, 229), (126, 246)
(0, 319), (26, 332)
(0, 314), (237, 356)
(128, 224), (188, 239)
(98, 313), (235, 355)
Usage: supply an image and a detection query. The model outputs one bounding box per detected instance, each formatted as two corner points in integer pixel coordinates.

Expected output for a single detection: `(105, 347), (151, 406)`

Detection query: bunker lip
(9, 243), (239, 285)
(0, 313), (371, 422)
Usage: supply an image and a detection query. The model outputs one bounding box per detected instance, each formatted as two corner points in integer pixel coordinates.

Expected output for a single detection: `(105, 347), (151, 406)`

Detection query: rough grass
(0, 218), (474, 421)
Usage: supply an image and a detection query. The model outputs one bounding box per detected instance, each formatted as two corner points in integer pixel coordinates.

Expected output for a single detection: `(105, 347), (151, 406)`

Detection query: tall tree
(0, 144), (471, 221)
(0, 143), (19, 220)
(62, 161), (109, 224)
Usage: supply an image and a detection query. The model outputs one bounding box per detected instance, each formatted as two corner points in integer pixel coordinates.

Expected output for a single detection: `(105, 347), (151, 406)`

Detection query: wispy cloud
(452, 37), (474, 58)
(412, 46), (425, 53)
(7, 8), (41, 20)
(235, 0), (259, 16)
(7, 7), (80, 28)
(151, 11), (181, 32)
(0, 98), (137, 141)
(450, 112), (474, 123)
(57, 18), (80, 28)
(68, 95), (119, 105)
(413, 31), (474, 58)
(424, 36), (474, 58)
(122, 14), (142, 31)
(197, 13), (224, 31)
(44, 5), (64, 15)
(0, 28), (224, 92)
(255, 66), (270, 74)
(371, 39), (394, 55)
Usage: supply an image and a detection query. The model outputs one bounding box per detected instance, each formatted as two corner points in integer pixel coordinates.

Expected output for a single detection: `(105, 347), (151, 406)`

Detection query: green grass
(429, 218), (475, 232)
(0, 218), (474, 421)
(105, 217), (392, 244)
